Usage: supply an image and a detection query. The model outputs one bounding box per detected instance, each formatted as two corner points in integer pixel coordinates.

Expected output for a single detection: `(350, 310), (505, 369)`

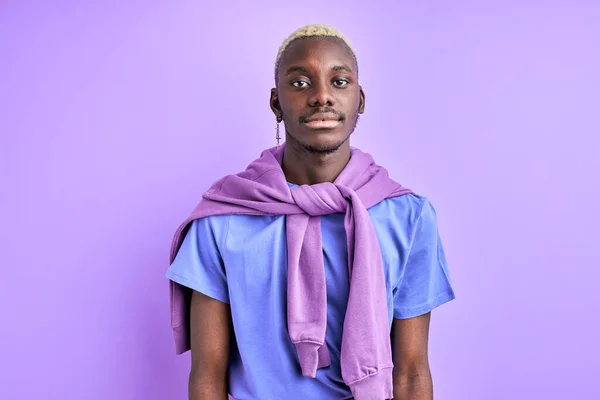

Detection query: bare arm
(189, 290), (232, 400)
(391, 313), (433, 400)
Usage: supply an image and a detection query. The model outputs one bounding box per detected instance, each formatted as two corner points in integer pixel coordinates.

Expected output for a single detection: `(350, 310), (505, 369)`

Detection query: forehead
(279, 37), (356, 72)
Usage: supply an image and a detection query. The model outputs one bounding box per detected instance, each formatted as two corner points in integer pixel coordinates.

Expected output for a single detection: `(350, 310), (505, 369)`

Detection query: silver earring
(276, 121), (281, 147)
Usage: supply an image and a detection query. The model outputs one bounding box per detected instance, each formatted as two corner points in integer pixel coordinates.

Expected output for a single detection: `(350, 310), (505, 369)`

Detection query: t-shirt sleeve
(165, 217), (230, 304)
(393, 199), (455, 319)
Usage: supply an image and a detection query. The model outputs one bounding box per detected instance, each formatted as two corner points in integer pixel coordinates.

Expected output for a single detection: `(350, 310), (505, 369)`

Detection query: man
(166, 24), (455, 400)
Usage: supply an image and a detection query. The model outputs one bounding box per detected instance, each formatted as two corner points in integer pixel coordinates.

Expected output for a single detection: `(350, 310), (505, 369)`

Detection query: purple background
(1, 1), (599, 399)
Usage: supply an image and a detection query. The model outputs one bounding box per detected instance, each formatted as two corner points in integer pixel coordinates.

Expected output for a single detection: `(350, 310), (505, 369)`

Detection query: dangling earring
(275, 119), (281, 147)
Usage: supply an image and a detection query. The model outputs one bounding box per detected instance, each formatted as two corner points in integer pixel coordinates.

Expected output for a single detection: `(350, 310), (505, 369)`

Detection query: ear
(358, 86), (366, 114)
(270, 88), (283, 122)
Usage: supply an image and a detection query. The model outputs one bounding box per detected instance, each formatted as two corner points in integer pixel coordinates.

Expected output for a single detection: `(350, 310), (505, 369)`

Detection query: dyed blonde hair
(274, 24), (357, 80)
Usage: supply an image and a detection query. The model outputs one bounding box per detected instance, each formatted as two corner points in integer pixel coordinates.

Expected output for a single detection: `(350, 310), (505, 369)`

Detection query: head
(270, 24), (365, 155)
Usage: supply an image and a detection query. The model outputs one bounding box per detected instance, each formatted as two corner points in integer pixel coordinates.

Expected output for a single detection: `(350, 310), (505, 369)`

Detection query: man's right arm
(189, 290), (231, 400)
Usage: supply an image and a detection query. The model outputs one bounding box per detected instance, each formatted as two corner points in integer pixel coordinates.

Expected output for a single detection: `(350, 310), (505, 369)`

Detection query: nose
(308, 80), (335, 107)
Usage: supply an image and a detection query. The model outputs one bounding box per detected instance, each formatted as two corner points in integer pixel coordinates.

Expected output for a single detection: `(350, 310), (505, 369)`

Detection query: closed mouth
(304, 119), (341, 129)
(304, 112), (341, 123)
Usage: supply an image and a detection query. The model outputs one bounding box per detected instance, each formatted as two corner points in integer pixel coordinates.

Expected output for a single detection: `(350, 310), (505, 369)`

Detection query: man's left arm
(391, 313), (433, 400)
(390, 198), (456, 399)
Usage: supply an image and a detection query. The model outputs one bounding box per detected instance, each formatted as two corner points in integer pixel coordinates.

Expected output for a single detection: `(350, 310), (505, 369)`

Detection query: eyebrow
(285, 64), (355, 76)
(285, 66), (309, 75)
(331, 64), (354, 73)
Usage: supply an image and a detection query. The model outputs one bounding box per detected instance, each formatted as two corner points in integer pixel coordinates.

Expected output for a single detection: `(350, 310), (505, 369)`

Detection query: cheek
(281, 106), (294, 122)
(280, 99), (300, 121)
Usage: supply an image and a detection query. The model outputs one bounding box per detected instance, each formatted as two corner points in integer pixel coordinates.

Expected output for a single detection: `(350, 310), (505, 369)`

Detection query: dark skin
(270, 36), (364, 185)
(189, 37), (433, 400)
(189, 292), (231, 400)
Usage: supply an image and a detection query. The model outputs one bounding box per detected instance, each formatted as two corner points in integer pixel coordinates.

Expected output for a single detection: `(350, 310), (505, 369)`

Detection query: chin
(302, 135), (349, 154)
(287, 125), (352, 154)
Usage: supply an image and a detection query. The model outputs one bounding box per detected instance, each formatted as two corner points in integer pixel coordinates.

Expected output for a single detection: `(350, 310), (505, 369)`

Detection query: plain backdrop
(1, 1), (599, 399)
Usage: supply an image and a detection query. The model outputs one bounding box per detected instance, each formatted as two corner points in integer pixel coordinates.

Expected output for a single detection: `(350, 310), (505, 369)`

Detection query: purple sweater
(168, 145), (412, 400)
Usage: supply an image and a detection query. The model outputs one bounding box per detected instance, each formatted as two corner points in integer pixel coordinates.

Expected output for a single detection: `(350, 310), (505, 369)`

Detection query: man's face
(270, 37), (365, 154)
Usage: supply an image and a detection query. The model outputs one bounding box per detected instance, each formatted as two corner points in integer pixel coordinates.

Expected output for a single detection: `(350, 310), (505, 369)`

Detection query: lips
(304, 112), (341, 123)
(304, 119), (341, 129)
(303, 112), (342, 129)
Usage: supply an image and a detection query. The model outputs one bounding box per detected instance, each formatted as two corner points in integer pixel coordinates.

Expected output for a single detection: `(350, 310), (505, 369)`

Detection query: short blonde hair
(276, 24), (354, 64)
(274, 24), (357, 80)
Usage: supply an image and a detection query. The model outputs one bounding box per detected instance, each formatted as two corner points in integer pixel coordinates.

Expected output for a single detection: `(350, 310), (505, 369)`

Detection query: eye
(291, 80), (310, 88)
(333, 78), (350, 87)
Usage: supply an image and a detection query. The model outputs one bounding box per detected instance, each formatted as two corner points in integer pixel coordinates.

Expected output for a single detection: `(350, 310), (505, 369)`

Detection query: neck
(281, 139), (351, 185)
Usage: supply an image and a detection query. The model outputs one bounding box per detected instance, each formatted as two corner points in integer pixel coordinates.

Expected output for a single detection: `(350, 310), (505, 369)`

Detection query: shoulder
(371, 193), (437, 225)
(185, 214), (231, 244)
(189, 214), (230, 228)
(196, 213), (284, 243)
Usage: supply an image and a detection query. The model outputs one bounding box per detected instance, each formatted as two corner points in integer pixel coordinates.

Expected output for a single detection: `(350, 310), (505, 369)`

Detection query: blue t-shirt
(166, 193), (455, 400)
